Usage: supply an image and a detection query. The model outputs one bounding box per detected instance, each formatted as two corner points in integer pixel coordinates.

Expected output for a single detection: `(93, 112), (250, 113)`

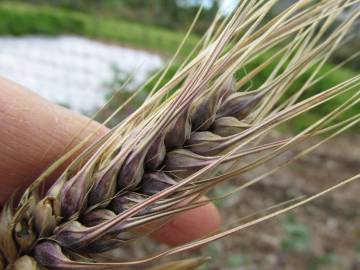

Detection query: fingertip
(150, 201), (221, 247)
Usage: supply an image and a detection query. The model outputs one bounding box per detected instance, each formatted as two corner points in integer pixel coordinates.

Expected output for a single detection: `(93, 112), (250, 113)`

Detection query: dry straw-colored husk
(1, 0), (360, 269)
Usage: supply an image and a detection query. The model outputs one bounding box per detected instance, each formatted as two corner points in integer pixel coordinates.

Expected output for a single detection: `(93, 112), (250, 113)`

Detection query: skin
(0, 76), (221, 246)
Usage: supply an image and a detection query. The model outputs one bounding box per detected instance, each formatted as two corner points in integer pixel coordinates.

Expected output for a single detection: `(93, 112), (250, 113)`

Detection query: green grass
(0, 2), (358, 132)
(0, 2), (199, 55)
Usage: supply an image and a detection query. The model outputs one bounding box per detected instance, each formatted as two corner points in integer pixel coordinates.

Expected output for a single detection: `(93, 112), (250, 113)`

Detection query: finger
(0, 77), (107, 206)
(148, 199), (221, 247)
(0, 77), (221, 245)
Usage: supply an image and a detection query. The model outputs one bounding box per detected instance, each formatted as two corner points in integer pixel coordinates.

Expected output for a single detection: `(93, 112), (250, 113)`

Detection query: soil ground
(196, 133), (360, 270)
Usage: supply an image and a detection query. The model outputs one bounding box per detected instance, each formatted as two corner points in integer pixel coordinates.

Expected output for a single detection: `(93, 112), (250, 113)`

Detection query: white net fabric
(0, 35), (164, 113)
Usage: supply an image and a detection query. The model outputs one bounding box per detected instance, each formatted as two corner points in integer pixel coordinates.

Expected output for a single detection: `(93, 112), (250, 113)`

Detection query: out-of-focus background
(0, 1), (359, 269)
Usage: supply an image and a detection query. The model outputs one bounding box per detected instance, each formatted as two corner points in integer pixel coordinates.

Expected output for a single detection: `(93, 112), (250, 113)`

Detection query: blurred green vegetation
(0, 1), (358, 132)
(281, 214), (311, 254)
(0, 0), (218, 33)
(0, 2), (199, 55)
(280, 214), (341, 270)
(236, 53), (359, 132)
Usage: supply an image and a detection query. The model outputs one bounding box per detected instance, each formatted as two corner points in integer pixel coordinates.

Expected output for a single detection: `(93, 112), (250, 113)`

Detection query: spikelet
(2, 1), (360, 269)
